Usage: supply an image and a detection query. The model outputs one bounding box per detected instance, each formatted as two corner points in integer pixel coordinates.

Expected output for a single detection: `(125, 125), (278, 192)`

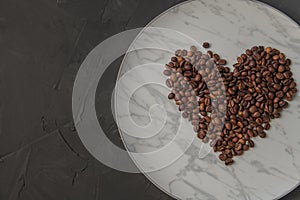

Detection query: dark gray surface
(0, 0), (299, 199)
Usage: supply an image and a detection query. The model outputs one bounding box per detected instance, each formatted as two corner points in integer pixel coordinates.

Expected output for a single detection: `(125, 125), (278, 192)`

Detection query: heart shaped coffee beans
(164, 43), (297, 165)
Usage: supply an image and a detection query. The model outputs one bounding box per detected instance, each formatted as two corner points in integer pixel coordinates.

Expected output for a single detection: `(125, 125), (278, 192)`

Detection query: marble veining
(115, 0), (300, 199)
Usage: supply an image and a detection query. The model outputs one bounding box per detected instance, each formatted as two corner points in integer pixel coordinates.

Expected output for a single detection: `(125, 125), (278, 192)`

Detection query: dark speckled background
(0, 0), (299, 199)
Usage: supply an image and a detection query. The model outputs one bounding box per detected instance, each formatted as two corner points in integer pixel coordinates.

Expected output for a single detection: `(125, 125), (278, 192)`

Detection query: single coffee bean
(168, 93), (175, 100)
(256, 125), (264, 133)
(187, 51), (193, 57)
(273, 55), (280, 60)
(264, 123), (271, 130)
(273, 84), (281, 90)
(197, 131), (206, 139)
(163, 70), (171, 76)
(249, 106), (257, 113)
(166, 79), (173, 88)
(248, 140), (255, 147)
(181, 49), (187, 56)
(218, 59), (227, 65)
(225, 122), (232, 130)
(182, 111), (189, 118)
(249, 60), (256, 67)
(202, 42), (210, 48)
(225, 158), (234, 165)
(206, 51), (213, 58)
(246, 49), (252, 56)
(265, 47), (272, 53)
(259, 131), (267, 138)
(243, 144), (250, 151)
(193, 125), (200, 132)
(278, 65), (285, 73)
(213, 54), (220, 61)
(175, 49), (181, 56)
(190, 45), (197, 52)
(219, 153), (227, 161)
(276, 73), (284, 80)
(171, 57), (177, 62)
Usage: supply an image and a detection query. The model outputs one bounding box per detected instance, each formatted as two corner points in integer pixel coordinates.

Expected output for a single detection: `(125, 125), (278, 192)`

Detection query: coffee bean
(166, 79), (173, 88)
(276, 73), (284, 80)
(265, 47), (272, 53)
(190, 45), (197, 52)
(202, 42), (210, 48)
(225, 122), (232, 130)
(181, 49), (187, 56)
(193, 125), (200, 132)
(219, 153), (227, 161)
(218, 59), (227, 65)
(273, 55), (280, 60)
(199, 103), (205, 111)
(273, 84), (282, 90)
(163, 70), (171, 76)
(206, 51), (214, 57)
(225, 158), (234, 165)
(249, 60), (256, 67)
(248, 140), (255, 147)
(249, 106), (257, 113)
(213, 54), (220, 61)
(197, 131), (206, 139)
(175, 49), (181, 56)
(171, 57), (177, 62)
(246, 49), (252, 56)
(243, 144), (249, 151)
(182, 111), (189, 118)
(187, 51), (193, 57)
(256, 125), (264, 133)
(259, 131), (267, 138)
(168, 93), (175, 100)
(184, 71), (192, 77)
(264, 123), (271, 130)
(202, 137), (209, 143)
(284, 71), (293, 79)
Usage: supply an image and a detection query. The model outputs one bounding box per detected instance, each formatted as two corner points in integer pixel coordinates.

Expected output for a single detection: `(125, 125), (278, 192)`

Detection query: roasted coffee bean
(166, 79), (173, 88)
(253, 112), (261, 118)
(194, 74), (201, 82)
(248, 140), (255, 147)
(182, 111), (189, 118)
(273, 84), (282, 90)
(171, 57), (177, 62)
(163, 69), (171, 76)
(225, 158), (234, 166)
(225, 122), (232, 130)
(264, 123), (271, 130)
(179, 104), (185, 111)
(168, 93), (175, 100)
(181, 49), (187, 56)
(202, 42), (210, 49)
(213, 54), (220, 61)
(207, 50), (213, 58)
(243, 144), (250, 151)
(219, 153), (227, 161)
(187, 51), (194, 57)
(259, 131), (267, 138)
(218, 59), (227, 65)
(197, 131), (206, 139)
(278, 65), (285, 73)
(249, 106), (257, 113)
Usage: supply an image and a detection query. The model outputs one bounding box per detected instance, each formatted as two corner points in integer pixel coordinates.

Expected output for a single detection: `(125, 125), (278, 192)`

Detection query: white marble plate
(115, 0), (300, 199)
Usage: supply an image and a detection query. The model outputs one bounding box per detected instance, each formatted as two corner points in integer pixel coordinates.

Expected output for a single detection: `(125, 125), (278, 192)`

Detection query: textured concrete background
(0, 0), (299, 199)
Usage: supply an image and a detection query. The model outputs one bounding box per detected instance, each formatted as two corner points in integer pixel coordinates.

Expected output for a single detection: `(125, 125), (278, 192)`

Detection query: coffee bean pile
(163, 44), (297, 165)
